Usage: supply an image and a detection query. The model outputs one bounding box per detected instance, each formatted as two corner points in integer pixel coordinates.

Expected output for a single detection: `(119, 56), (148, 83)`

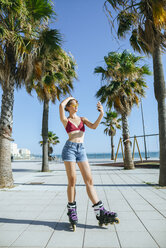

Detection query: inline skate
(67, 201), (78, 231)
(93, 201), (119, 227)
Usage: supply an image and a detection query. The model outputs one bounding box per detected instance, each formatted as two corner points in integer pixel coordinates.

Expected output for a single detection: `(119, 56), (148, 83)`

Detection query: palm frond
(105, 0), (166, 53)
(102, 109), (121, 137)
(117, 11), (136, 38)
(25, 0), (55, 21)
(140, 64), (152, 75)
(95, 49), (151, 115)
(38, 28), (62, 54)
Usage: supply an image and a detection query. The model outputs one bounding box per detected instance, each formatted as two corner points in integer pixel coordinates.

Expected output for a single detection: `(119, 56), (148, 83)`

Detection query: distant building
(11, 143), (20, 157)
(19, 148), (31, 158)
(11, 143), (31, 159)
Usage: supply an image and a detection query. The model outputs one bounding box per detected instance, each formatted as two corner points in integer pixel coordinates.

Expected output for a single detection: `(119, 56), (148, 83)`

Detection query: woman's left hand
(97, 102), (104, 114)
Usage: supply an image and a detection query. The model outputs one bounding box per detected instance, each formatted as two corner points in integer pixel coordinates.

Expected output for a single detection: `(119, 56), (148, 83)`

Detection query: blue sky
(0, 0), (165, 155)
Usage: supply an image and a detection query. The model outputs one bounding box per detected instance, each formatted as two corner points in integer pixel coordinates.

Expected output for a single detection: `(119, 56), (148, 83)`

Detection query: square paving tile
(150, 231), (166, 248)
(118, 231), (158, 248)
(46, 230), (84, 248)
(143, 219), (166, 232)
(0, 230), (23, 246)
(11, 231), (52, 247)
(83, 230), (120, 248)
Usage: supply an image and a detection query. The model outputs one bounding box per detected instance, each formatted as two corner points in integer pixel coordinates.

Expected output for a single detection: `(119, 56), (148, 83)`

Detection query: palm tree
(47, 132), (60, 161)
(26, 45), (77, 172)
(101, 111), (121, 160)
(95, 50), (151, 169)
(24, 29), (61, 173)
(104, 0), (166, 184)
(0, 0), (54, 188)
(39, 131), (60, 161)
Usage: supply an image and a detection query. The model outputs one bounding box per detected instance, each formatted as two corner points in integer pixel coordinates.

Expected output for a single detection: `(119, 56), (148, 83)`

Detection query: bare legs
(64, 161), (119, 227)
(77, 161), (99, 204)
(64, 161), (77, 203)
(64, 160), (99, 204)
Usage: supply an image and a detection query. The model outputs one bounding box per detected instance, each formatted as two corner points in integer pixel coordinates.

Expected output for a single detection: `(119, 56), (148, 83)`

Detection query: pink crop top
(65, 118), (85, 133)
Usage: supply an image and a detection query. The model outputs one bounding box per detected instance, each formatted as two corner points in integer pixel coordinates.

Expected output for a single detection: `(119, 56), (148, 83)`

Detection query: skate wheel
(73, 224), (76, 231)
(110, 222), (114, 225)
(98, 222), (103, 227)
(115, 218), (120, 224)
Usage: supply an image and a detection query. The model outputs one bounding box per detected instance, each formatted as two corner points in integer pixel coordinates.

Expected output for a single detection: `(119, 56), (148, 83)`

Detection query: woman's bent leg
(77, 161), (119, 226)
(77, 161), (99, 205)
(64, 161), (77, 203)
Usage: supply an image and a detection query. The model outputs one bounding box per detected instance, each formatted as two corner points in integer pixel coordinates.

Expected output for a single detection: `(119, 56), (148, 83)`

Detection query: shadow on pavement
(0, 218), (104, 232)
(12, 169), (39, 173)
(14, 183), (157, 187)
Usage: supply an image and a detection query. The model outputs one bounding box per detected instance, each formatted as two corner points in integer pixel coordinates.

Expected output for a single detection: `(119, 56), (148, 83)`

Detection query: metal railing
(115, 133), (159, 162)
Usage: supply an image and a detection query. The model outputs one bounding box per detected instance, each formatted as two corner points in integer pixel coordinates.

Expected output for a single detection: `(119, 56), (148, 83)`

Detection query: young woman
(59, 96), (119, 230)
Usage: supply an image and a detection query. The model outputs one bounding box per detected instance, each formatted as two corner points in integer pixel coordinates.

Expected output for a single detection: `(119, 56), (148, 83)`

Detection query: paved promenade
(0, 160), (166, 248)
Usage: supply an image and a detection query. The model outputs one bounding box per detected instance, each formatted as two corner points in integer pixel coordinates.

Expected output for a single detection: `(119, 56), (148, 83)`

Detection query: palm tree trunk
(152, 45), (166, 186)
(111, 135), (115, 160)
(122, 114), (135, 169)
(42, 99), (49, 172)
(0, 80), (14, 188)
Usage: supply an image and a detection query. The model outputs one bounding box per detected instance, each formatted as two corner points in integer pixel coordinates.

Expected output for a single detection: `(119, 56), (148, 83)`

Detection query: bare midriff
(68, 130), (85, 143)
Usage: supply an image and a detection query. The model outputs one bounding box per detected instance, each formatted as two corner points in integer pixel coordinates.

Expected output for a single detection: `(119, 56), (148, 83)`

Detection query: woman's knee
(68, 176), (76, 187)
(85, 177), (94, 187)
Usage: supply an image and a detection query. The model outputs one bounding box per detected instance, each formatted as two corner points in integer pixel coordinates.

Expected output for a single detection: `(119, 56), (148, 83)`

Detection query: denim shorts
(62, 140), (88, 162)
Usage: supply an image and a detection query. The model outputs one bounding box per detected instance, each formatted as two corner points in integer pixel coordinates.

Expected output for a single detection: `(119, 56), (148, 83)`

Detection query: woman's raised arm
(82, 102), (104, 129)
(59, 97), (75, 125)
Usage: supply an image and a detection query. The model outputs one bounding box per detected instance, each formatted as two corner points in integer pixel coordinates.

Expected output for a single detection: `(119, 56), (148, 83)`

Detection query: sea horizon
(31, 151), (159, 161)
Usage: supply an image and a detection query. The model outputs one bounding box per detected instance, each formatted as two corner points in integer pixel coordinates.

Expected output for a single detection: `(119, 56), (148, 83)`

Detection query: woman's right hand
(65, 96), (75, 102)
(60, 96), (75, 105)
(68, 96), (75, 100)
(97, 101), (104, 115)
